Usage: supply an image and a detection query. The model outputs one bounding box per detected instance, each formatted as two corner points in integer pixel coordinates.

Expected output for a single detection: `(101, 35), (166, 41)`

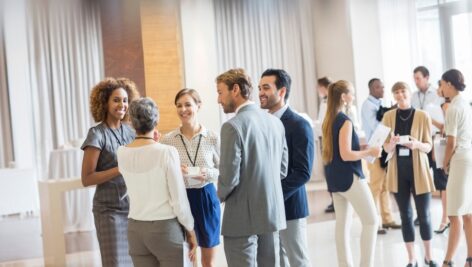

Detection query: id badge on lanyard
(398, 148), (410, 157)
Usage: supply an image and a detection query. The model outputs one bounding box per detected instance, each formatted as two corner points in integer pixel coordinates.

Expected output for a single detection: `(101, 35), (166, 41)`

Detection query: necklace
(135, 136), (154, 140)
(106, 122), (125, 145)
(398, 108), (414, 121)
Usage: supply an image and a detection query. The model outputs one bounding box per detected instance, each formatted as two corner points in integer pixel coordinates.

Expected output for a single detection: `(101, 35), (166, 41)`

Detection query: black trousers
(394, 157), (432, 242)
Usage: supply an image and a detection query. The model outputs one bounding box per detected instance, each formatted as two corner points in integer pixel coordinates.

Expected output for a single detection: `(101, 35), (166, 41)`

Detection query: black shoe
(434, 222), (450, 234)
(425, 258), (438, 267)
(406, 262), (418, 267)
(383, 221), (402, 229)
(442, 260), (453, 266)
(466, 257), (472, 267)
(377, 228), (387, 235)
(414, 217), (420, 226)
(324, 203), (335, 213)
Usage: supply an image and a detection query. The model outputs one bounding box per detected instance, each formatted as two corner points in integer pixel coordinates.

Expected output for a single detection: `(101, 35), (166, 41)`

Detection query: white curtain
(0, 7), (15, 169)
(378, 0), (419, 93)
(26, 0), (104, 178)
(214, 0), (318, 120)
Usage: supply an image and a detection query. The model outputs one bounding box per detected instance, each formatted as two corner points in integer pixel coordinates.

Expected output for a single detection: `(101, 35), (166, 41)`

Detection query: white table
(47, 148), (94, 233)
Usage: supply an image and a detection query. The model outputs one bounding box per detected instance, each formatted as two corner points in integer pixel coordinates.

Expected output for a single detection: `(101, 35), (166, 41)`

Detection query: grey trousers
(127, 218), (185, 267)
(280, 218), (311, 267)
(223, 231), (280, 267)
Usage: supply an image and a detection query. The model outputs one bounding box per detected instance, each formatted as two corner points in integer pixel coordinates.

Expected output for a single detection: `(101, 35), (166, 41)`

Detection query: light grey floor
(0, 189), (468, 267)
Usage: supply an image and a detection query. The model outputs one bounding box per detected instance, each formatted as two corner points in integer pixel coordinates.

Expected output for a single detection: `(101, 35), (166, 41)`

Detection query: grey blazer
(218, 104), (288, 237)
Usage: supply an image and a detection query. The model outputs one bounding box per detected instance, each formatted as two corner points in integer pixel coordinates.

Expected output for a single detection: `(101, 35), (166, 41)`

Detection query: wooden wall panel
(140, 0), (184, 133)
(100, 0), (146, 96)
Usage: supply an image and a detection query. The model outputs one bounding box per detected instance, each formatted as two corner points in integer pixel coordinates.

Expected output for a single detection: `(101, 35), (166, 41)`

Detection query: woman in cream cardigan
(382, 82), (437, 267)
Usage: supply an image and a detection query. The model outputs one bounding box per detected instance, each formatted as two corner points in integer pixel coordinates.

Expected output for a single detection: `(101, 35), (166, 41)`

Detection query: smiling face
(370, 80), (385, 99)
(393, 87), (411, 109)
(217, 82), (237, 113)
(176, 94), (200, 124)
(106, 88), (128, 121)
(258, 75), (284, 112)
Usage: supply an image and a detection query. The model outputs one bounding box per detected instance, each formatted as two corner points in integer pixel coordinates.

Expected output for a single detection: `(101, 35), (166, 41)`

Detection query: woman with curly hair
(81, 77), (139, 267)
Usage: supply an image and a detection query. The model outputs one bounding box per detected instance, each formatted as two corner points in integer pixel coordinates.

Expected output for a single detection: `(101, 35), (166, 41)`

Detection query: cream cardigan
(382, 109), (435, 195)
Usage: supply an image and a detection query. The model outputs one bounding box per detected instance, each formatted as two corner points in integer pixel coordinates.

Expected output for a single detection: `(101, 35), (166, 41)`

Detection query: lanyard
(106, 123), (125, 146)
(179, 134), (202, 167)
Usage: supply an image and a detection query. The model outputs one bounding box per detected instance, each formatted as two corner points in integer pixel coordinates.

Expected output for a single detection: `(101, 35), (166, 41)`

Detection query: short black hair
(261, 69), (292, 101)
(368, 78), (381, 90)
(413, 66), (430, 78)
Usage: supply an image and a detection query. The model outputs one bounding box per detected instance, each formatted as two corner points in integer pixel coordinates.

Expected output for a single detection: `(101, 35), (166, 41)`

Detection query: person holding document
(161, 89), (221, 267)
(382, 82), (437, 267)
(322, 80), (380, 267)
(439, 69), (472, 267)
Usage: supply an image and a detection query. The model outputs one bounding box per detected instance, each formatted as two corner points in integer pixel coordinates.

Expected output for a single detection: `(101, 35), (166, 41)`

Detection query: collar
(451, 93), (463, 105)
(271, 104), (289, 119)
(235, 100), (254, 114)
(367, 95), (382, 105)
(417, 85), (435, 95)
(173, 125), (209, 138)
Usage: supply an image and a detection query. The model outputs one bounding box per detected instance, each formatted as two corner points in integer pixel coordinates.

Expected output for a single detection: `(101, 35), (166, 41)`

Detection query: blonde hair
(322, 80), (352, 164)
(215, 68), (252, 99)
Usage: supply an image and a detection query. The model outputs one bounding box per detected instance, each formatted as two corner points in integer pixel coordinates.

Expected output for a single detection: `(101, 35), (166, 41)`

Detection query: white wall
(180, 0), (221, 133)
(313, 0), (356, 84)
(3, 0), (36, 170)
(349, 0), (385, 107)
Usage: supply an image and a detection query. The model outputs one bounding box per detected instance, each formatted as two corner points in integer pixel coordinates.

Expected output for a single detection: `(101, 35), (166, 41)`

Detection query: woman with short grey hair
(117, 97), (197, 267)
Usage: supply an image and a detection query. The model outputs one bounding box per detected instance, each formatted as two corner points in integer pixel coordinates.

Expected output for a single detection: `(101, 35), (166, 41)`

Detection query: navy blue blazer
(280, 107), (315, 220)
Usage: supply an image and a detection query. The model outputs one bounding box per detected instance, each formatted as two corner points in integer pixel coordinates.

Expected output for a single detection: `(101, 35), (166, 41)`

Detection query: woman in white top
(160, 89), (221, 267)
(440, 69), (472, 267)
(117, 97), (197, 267)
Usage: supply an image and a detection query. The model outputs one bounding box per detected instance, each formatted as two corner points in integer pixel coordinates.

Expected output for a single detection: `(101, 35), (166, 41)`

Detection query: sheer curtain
(378, 0), (419, 92)
(26, 0), (104, 178)
(214, 0), (318, 120)
(0, 8), (15, 169)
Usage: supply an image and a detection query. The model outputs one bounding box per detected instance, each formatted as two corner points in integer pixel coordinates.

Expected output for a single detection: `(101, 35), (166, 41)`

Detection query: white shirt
(117, 143), (194, 231)
(318, 97), (327, 123)
(445, 94), (472, 151)
(361, 95), (382, 141)
(411, 85), (444, 110)
(272, 104), (289, 119)
(160, 126), (220, 189)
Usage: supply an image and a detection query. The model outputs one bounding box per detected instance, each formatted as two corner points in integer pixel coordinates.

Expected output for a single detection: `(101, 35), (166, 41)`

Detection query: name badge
(399, 148), (410, 157)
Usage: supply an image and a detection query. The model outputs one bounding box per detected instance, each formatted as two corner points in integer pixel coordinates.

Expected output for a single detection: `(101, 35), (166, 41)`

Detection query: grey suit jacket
(218, 103), (288, 237)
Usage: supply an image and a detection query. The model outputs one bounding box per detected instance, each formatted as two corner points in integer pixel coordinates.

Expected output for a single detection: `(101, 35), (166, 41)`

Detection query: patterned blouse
(160, 126), (220, 189)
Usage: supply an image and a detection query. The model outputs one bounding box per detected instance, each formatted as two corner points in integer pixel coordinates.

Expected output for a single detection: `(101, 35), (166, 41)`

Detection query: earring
(343, 101), (347, 106)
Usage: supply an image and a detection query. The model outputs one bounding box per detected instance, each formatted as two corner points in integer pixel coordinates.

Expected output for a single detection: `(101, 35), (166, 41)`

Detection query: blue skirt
(186, 183), (221, 248)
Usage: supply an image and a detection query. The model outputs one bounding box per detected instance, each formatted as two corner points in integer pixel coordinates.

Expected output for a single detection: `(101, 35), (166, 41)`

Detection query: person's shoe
(434, 222), (450, 234)
(383, 221), (402, 229)
(414, 217), (420, 226)
(466, 257), (472, 267)
(377, 228), (387, 234)
(406, 262), (418, 267)
(425, 258), (438, 267)
(442, 260), (453, 266)
(324, 203), (335, 213)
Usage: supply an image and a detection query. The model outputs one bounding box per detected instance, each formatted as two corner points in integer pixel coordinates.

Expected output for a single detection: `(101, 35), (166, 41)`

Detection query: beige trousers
(367, 159), (394, 224)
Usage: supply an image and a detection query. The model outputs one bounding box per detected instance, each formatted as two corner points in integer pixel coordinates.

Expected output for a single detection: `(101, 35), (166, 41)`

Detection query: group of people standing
(81, 68), (314, 267)
(319, 66), (472, 267)
(79, 65), (471, 267)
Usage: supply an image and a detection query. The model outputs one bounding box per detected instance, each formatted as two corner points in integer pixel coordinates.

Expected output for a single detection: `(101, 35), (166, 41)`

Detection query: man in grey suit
(216, 68), (288, 267)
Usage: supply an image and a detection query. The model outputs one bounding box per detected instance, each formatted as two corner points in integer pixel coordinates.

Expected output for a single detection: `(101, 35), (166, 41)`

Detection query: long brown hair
(322, 80), (352, 164)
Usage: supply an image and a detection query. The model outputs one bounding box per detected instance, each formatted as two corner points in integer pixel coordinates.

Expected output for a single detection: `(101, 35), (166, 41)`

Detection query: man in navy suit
(259, 69), (314, 267)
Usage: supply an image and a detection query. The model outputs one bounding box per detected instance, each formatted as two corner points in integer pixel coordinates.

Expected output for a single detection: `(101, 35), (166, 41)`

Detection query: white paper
(434, 137), (447, 168)
(185, 176), (202, 187)
(365, 124), (391, 163)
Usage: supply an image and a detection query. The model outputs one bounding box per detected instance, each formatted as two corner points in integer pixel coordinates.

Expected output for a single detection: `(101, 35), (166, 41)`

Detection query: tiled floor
(0, 186), (468, 267)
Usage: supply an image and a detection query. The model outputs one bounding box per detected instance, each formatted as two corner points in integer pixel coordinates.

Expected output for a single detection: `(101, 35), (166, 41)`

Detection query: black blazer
(280, 107), (315, 220)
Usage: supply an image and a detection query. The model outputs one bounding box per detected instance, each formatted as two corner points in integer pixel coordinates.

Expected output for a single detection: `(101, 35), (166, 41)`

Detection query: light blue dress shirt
(361, 95), (382, 141)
